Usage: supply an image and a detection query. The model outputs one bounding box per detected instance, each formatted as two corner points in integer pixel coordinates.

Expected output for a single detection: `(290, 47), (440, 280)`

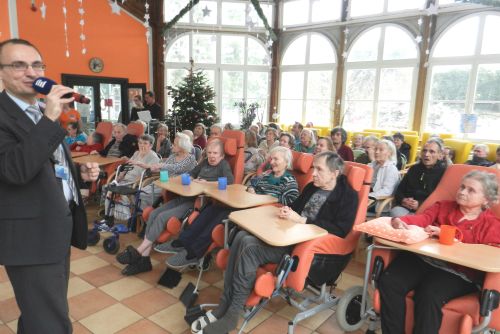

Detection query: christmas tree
(166, 59), (218, 135)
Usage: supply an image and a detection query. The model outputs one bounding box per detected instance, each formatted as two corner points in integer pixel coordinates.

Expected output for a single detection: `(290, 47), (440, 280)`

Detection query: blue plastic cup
(181, 173), (191, 185)
(160, 170), (169, 183)
(218, 177), (227, 190)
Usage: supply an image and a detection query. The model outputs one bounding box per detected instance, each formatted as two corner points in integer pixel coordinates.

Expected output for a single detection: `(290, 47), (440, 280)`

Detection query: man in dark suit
(0, 39), (100, 333)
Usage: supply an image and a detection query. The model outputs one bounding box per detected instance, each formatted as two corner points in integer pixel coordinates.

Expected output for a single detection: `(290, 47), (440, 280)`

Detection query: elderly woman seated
(379, 170), (500, 334)
(154, 123), (172, 158)
(368, 139), (400, 213)
(101, 135), (160, 222)
(92, 123), (138, 158)
(133, 132), (198, 209)
(295, 128), (316, 154)
(243, 130), (265, 175)
(115, 139), (234, 276)
(258, 127), (279, 158)
(314, 136), (335, 154)
(162, 146), (299, 269)
(194, 152), (358, 334)
(466, 144), (494, 167)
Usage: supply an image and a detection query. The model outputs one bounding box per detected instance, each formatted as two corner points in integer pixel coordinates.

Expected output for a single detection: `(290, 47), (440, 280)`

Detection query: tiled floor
(0, 204), (376, 334)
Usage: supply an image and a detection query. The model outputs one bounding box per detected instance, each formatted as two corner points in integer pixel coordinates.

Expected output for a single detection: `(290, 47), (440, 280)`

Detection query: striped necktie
(25, 105), (42, 123)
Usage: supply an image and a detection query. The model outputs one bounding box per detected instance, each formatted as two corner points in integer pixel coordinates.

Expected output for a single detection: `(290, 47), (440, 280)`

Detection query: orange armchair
(341, 164), (500, 334)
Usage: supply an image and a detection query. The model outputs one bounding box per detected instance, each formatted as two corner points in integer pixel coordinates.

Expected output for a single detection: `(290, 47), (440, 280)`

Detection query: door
(61, 74), (129, 132)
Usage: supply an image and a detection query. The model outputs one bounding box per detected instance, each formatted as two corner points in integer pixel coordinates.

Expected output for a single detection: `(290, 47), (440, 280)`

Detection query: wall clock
(89, 57), (104, 73)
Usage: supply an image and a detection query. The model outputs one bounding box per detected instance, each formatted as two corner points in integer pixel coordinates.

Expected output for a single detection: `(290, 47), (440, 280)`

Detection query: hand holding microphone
(32, 77), (91, 122)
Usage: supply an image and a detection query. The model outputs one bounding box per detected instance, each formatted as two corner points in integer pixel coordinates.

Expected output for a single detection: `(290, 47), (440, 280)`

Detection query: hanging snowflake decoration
(77, 0), (87, 54)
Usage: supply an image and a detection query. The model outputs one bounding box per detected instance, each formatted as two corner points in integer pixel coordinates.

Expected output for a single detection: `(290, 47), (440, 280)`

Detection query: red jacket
(401, 200), (500, 282)
(401, 200), (500, 246)
(70, 142), (104, 153)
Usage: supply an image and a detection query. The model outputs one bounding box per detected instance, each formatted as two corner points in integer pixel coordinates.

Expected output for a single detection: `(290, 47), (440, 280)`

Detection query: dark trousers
(378, 252), (478, 334)
(179, 204), (234, 258)
(5, 251), (72, 334)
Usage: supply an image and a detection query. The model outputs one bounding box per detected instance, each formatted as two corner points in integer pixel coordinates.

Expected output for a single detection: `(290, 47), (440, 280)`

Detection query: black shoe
(116, 245), (141, 265)
(121, 256), (152, 276)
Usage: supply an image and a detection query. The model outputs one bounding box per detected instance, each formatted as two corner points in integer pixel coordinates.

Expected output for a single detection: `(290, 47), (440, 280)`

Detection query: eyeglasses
(0, 61), (46, 71)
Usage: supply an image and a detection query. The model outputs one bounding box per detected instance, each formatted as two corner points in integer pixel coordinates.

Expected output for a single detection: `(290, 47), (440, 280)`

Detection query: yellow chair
(404, 134), (420, 164)
(443, 138), (474, 164)
(358, 131), (382, 139)
(364, 129), (389, 136)
(421, 132), (453, 145)
(393, 130), (419, 137)
(346, 131), (353, 147)
(439, 133), (453, 140)
(484, 143), (499, 163)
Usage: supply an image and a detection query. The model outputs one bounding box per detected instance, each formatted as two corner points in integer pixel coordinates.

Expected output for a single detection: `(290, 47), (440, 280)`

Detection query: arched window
(424, 13), (500, 140)
(165, 33), (271, 125)
(282, 0), (342, 26)
(349, 0), (426, 18)
(279, 33), (336, 127)
(343, 25), (418, 131)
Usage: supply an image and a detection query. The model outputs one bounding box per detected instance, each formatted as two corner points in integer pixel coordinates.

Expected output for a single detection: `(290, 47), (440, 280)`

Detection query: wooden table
(71, 151), (88, 158)
(154, 176), (217, 197)
(204, 184), (278, 209)
(229, 205), (327, 247)
(375, 237), (500, 272)
(73, 155), (124, 166)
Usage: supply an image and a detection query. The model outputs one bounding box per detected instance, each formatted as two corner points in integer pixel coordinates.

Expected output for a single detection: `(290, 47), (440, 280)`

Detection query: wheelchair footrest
(184, 305), (205, 325)
(180, 282), (199, 308)
(157, 268), (182, 288)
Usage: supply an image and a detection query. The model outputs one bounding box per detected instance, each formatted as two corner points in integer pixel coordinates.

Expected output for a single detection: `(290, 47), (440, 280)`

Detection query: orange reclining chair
(204, 161), (373, 333)
(337, 164), (500, 334)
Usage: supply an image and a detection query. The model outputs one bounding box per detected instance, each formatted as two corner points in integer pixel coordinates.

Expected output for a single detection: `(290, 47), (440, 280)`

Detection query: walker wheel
(103, 237), (120, 254)
(336, 286), (367, 332)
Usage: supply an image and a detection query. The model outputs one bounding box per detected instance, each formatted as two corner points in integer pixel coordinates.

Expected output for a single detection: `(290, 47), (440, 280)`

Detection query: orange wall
(0, 1), (11, 41)
(13, 0), (149, 86)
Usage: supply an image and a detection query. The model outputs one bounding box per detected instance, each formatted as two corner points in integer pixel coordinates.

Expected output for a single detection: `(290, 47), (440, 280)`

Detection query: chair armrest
(375, 196), (394, 218)
(242, 172), (256, 186)
(287, 234), (357, 292)
(480, 289), (500, 317)
(482, 272), (500, 329)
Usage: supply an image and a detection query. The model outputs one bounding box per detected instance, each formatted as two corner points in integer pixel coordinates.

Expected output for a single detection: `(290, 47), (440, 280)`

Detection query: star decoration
(62, 6), (67, 15)
(78, 7), (85, 15)
(82, 48), (87, 54)
(143, 21), (149, 28)
(110, 0), (121, 15)
(145, 2), (149, 9)
(202, 5), (211, 17)
(144, 13), (150, 21)
(342, 51), (348, 58)
(417, 17), (423, 26)
(40, 2), (47, 19)
(80, 33), (86, 40)
(79, 19), (85, 26)
(425, 3), (438, 16)
(415, 35), (422, 43)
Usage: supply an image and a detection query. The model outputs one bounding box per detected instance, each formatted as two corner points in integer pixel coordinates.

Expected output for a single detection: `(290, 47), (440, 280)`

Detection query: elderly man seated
(192, 152), (358, 334)
(465, 144), (494, 167)
(390, 138), (447, 217)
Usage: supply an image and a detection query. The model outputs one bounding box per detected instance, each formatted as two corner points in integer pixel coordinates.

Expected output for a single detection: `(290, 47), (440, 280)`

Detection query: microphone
(32, 77), (91, 104)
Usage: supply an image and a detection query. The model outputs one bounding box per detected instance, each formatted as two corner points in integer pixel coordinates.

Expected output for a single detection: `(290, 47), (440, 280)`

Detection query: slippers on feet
(191, 310), (217, 334)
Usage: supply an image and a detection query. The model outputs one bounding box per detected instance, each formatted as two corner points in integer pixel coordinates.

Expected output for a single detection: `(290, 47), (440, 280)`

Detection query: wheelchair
(87, 163), (152, 254)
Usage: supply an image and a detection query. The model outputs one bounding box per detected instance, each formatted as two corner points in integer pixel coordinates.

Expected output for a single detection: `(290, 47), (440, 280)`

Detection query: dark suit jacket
(0, 91), (87, 266)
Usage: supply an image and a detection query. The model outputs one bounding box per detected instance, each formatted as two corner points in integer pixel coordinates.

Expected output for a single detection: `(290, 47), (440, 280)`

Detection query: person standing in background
(144, 90), (164, 121)
(0, 38), (100, 334)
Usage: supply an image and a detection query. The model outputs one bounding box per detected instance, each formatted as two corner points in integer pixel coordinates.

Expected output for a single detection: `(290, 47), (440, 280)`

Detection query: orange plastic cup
(439, 225), (463, 245)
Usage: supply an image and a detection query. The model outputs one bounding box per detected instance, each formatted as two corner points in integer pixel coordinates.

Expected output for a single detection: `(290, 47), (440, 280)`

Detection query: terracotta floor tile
(148, 302), (189, 334)
(0, 298), (19, 323)
(249, 314), (311, 334)
(135, 264), (165, 285)
(0, 325), (13, 334)
(100, 276), (152, 301)
(336, 273), (364, 293)
(121, 288), (178, 318)
(186, 266), (223, 285)
(69, 289), (117, 321)
(236, 308), (273, 333)
(316, 312), (354, 334)
(263, 297), (288, 313)
(71, 255), (109, 275)
(196, 286), (222, 306)
(116, 319), (171, 334)
(0, 267), (8, 283)
(70, 247), (92, 261)
(72, 321), (93, 334)
(79, 304), (142, 334)
(79, 265), (124, 287)
(0, 283), (14, 302)
(158, 273), (208, 299)
(96, 248), (121, 265)
(68, 277), (95, 298)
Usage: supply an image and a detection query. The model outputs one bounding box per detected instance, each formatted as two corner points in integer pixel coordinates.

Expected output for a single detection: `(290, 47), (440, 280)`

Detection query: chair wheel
(103, 237), (120, 254)
(336, 286), (367, 332)
(87, 229), (100, 246)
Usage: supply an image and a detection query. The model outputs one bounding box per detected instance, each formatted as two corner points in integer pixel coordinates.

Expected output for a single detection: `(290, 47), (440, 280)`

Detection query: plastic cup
(218, 177), (227, 190)
(160, 170), (169, 183)
(439, 225), (463, 245)
(181, 173), (191, 185)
